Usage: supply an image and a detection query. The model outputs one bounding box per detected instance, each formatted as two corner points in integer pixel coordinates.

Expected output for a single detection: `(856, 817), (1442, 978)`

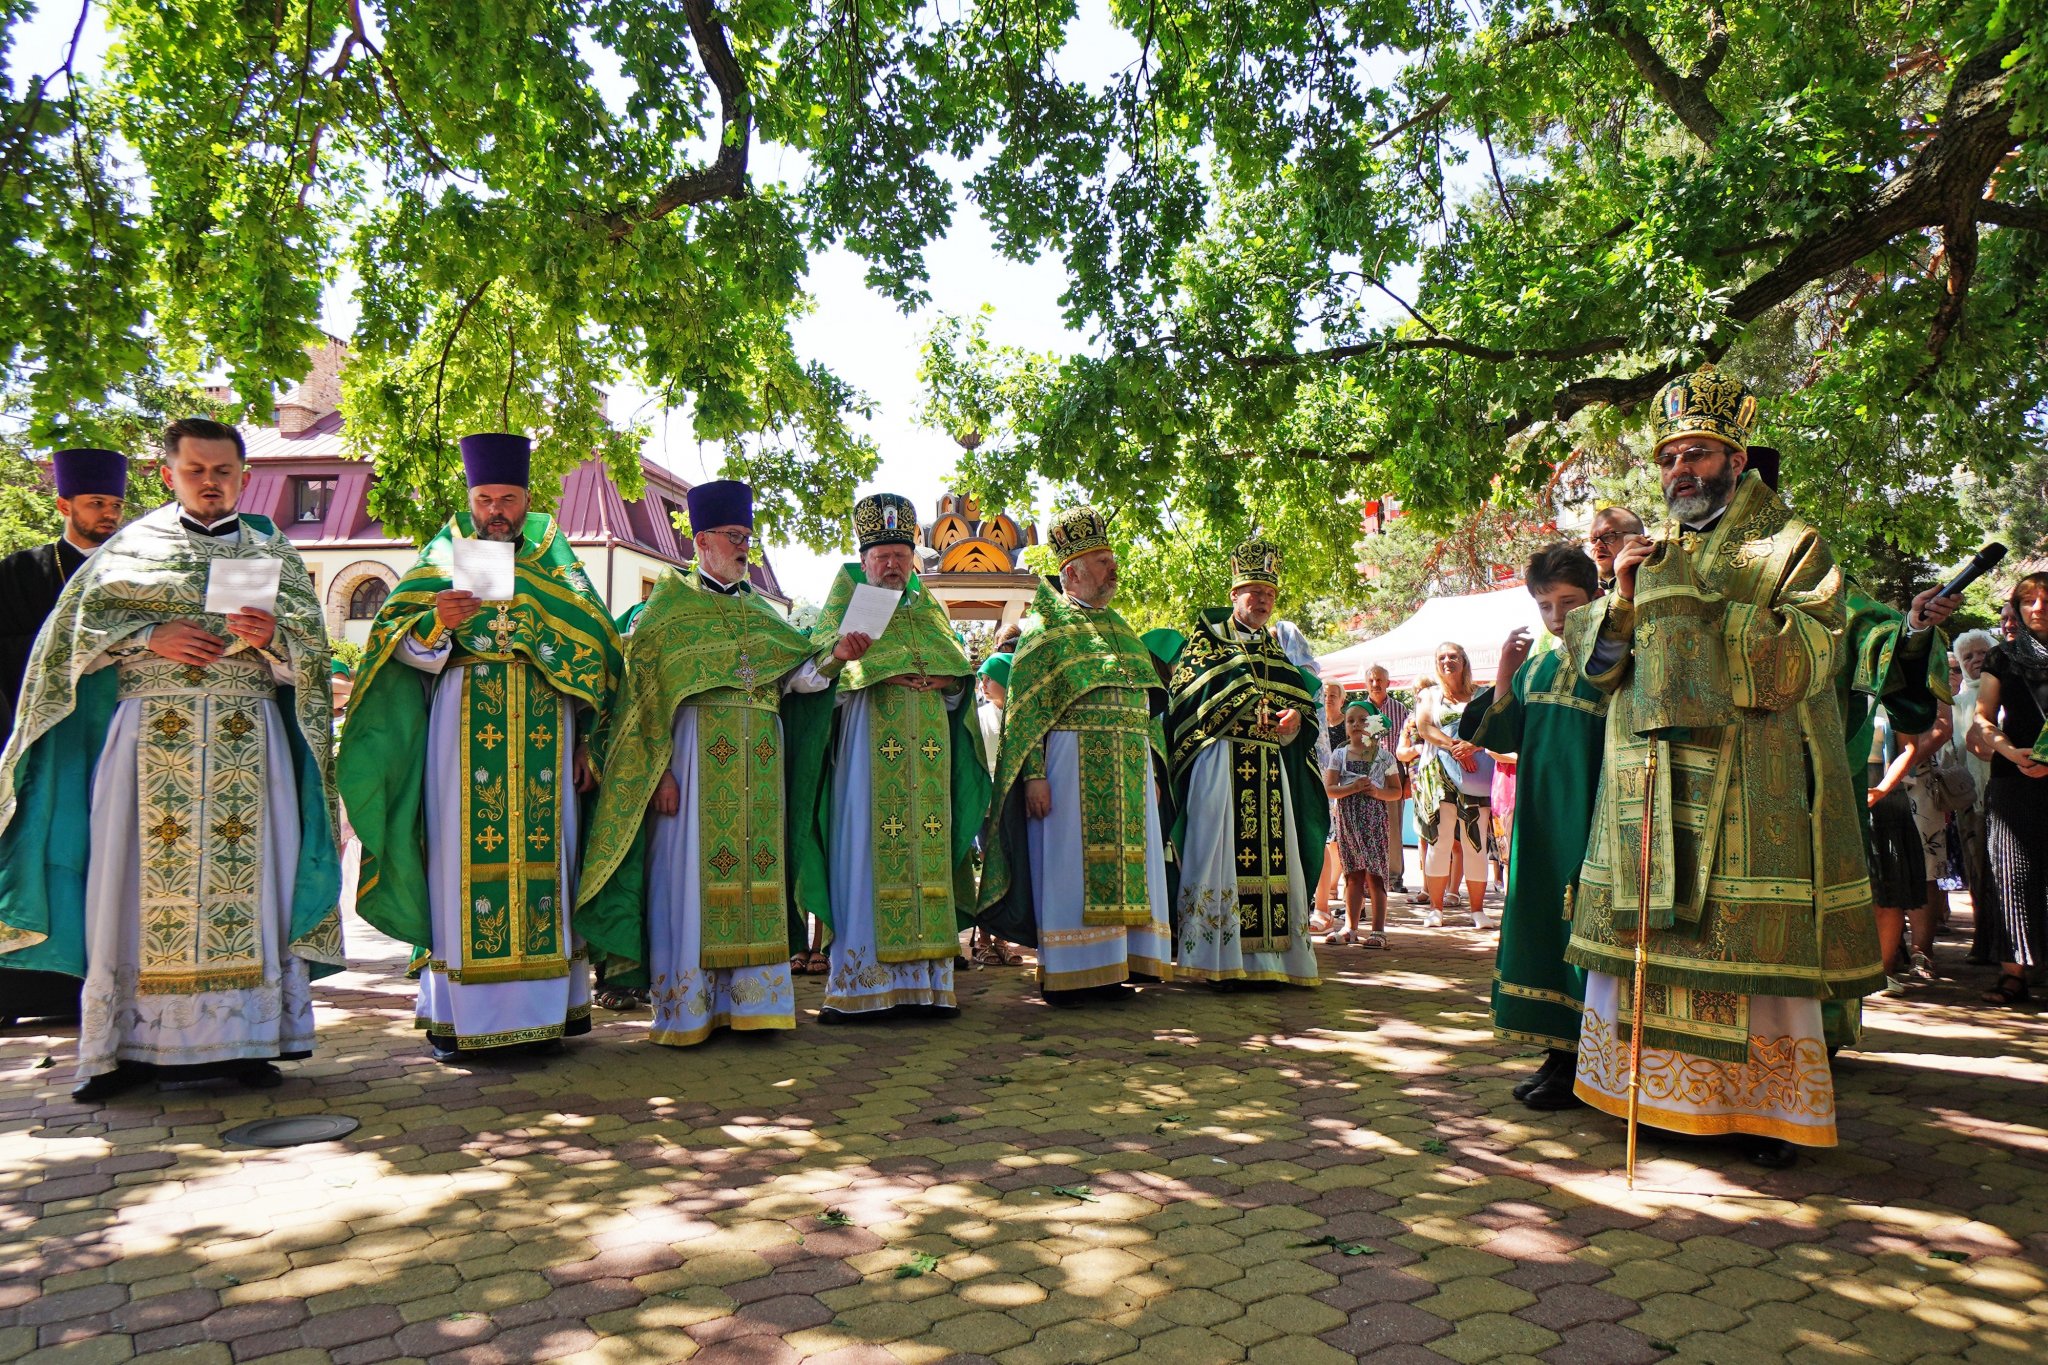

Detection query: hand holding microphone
(1912, 543), (2006, 631)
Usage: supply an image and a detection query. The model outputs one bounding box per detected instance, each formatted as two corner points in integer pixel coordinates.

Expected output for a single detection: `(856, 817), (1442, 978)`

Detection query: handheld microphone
(1935, 543), (2008, 602)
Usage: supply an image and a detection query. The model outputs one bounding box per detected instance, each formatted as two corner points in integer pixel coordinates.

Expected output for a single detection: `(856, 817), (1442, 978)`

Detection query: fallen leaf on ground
(896, 1251), (941, 1278)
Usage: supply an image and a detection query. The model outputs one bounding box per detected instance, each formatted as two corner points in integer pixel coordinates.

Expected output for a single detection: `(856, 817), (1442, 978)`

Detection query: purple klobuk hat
(686, 479), (754, 532)
(459, 432), (531, 489)
(52, 447), (128, 500)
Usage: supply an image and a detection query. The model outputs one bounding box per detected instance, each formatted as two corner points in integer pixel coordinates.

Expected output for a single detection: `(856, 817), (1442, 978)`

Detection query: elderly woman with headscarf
(1969, 575), (2048, 1005)
(1950, 629), (2002, 964)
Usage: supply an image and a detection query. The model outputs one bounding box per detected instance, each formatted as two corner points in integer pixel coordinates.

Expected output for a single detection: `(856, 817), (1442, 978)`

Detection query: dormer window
(295, 477), (337, 523)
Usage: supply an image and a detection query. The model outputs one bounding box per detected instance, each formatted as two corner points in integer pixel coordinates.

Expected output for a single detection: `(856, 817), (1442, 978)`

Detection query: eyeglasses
(1586, 531), (1625, 550)
(704, 529), (753, 549)
(1654, 445), (1728, 472)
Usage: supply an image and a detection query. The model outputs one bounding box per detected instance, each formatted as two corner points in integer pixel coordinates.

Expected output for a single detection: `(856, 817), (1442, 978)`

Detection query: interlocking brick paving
(4, 900), (2045, 1365)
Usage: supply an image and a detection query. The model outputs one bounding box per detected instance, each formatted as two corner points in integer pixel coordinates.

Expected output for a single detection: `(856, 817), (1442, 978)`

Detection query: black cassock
(0, 536), (89, 1023)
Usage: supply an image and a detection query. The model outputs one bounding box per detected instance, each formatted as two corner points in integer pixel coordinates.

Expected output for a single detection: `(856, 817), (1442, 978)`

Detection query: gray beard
(479, 525), (520, 543)
(1664, 464), (1737, 526)
(1665, 491), (1717, 523)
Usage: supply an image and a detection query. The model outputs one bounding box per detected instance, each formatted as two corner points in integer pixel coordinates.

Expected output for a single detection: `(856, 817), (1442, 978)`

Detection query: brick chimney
(275, 335), (348, 434)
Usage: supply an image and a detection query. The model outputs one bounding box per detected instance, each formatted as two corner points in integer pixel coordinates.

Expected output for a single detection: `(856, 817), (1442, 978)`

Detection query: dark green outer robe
(1462, 644), (1608, 1052)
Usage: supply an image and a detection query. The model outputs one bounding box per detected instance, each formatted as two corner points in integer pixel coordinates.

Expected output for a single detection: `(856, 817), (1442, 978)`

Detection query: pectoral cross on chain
(489, 604), (516, 654)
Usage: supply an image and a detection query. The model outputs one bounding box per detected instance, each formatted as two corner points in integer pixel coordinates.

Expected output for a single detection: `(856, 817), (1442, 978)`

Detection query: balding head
(1586, 506), (1646, 577)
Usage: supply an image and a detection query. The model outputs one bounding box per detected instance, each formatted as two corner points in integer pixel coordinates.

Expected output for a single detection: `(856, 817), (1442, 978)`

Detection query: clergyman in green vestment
(784, 493), (990, 1021)
(338, 433), (622, 1061)
(575, 479), (867, 1045)
(0, 418), (344, 1101)
(977, 506), (1174, 1004)
(1458, 543), (1609, 1111)
(1563, 366), (1880, 1168)
(1163, 537), (1325, 987)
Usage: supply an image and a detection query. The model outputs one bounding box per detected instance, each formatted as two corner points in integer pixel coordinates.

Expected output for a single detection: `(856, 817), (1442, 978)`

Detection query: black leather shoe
(1513, 1050), (1567, 1101)
(235, 1061), (284, 1090)
(816, 1007), (856, 1025)
(521, 1038), (564, 1057)
(71, 1061), (153, 1103)
(1042, 989), (1088, 1008)
(428, 1040), (462, 1063)
(1745, 1138), (1799, 1170)
(1522, 1066), (1584, 1111)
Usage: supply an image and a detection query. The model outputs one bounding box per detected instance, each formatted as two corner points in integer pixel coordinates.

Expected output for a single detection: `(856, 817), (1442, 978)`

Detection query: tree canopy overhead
(921, 0), (2046, 597)
(3, 1), (2042, 559)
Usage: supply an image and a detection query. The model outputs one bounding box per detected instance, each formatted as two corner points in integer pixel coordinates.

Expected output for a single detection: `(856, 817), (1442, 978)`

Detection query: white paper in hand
(203, 558), (282, 616)
(839, 583), (901, 640)
(452, 539), (517, 601)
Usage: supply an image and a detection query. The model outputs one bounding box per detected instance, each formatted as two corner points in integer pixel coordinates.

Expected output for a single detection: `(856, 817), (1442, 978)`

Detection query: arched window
(348, 579), (389, 620)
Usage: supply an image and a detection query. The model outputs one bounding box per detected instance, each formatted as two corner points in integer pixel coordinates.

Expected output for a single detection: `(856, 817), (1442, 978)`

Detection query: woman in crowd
(1899, 695), (1955, 968)
(1313, 681), (1349, 933)
(1951, 630), (2002, 965)
(1971, 574), (2048, 1005)
(1414, 643), (1494, 930)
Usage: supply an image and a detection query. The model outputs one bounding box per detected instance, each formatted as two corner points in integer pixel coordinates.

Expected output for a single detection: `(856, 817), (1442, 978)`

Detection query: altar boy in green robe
(1460, 543), (1608, 1110)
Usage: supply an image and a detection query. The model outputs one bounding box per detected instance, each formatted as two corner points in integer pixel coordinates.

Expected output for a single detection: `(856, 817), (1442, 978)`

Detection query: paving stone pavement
(4, 900), (2046, 1365)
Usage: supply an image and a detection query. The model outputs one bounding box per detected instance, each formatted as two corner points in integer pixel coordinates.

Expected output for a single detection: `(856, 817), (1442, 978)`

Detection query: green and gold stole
(812, 565), (979, 961)
(442, 657), (567, 981)
(577, 570), (822, 972)
(1165, 610), (1321, 952)
(980, 581), (1167, 927)
(691, 678), (789, 969)
(126, 653), (279, 994)
(339, 512), (622, 967)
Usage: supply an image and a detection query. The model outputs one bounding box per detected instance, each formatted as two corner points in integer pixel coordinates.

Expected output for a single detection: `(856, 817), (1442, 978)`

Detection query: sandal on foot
(1983, 973), (2030, 1005)
(1001, 944), (1025, 965)
(594, 988), (642, 1011)
(1361, 932), (1388, 950)
(976, 944), (1005, 967)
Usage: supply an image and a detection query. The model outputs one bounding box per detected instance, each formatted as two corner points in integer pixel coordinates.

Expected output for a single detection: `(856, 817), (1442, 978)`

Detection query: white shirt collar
(60, 529), (99, 557)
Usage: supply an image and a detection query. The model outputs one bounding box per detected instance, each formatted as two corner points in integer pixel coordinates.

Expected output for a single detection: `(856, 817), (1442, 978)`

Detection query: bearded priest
(576, 479), (871, 1045)
(1161, 538), (1325, 987)
(339, 433), (623, 1063)
(785, 494), (990, 1022)
(977, 506), (1174, 1004)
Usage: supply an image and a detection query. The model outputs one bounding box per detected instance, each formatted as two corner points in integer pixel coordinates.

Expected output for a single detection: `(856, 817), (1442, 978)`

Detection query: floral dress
(1330, 746), (1395, 876)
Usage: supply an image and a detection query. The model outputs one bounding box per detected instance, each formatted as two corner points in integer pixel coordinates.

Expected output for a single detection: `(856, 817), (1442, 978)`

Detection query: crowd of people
(0, 366), (2043, 1176)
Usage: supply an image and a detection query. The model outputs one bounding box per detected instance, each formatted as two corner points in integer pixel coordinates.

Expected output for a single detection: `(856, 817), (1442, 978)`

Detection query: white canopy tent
(1316, 586), (1545, 689)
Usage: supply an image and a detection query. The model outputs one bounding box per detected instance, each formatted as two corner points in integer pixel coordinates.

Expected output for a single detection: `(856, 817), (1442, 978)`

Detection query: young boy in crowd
(1459, 542), (1612, 1109)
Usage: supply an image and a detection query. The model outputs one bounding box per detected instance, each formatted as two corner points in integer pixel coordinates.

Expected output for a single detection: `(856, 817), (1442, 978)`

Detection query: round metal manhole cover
(220, 1115), (361, 1148)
